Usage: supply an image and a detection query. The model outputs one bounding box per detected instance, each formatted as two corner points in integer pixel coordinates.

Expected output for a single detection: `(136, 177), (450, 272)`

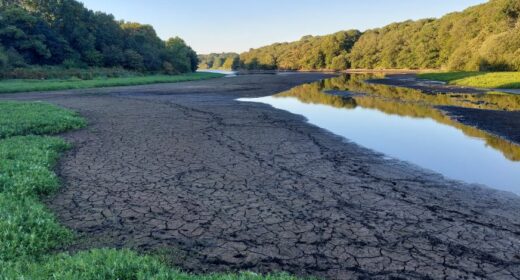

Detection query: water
(238, 74), (520, 195)
(197, 69), (237, 77)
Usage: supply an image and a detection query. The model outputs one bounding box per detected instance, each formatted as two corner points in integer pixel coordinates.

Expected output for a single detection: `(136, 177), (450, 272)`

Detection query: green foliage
(0, 102), (83, 263)
(1, 249), (300, 280)
(417, 72), (484, 82)
(0, 102), (85, 138)
(0, 72), (224, 94)
(164, 37), (199, 73)
(0, 66), (138, 80)
(0, 100), (299, 280)
(0, 0), (199, 73)
(350, 0), (520, 71)
(240, 30), (362, 70)
(198, 53), (240, 70)
(0, 192), (72, 262)
(222, 55), (240, 70)
(240, 0), (520, 72)
(418, 71), (520, 88)
(0, 136), (69, 195)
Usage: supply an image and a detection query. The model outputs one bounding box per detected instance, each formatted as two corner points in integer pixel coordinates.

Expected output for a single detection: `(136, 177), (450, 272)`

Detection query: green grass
(0, 66), (139, 80)
(1, 249), (299, 280)
(0, 72), (224, 94)
(0, 103), (81, 263)
(0, 101), (298, 279)
(417, 71), (520, 89)
(0, 102), (86, 138)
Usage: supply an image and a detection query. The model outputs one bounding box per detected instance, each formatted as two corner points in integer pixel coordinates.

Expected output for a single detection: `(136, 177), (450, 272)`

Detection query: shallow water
(239, 74), (520, 195)
(197, 69), (237, 77)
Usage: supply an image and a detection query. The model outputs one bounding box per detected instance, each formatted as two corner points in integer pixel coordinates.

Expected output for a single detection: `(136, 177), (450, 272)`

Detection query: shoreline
(369, 74), (520, 145)
(1, 74), (519, 279)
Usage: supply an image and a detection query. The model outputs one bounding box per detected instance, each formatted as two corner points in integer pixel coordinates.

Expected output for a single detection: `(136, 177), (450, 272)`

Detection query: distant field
(418, 72), (520, 89)
(0, 72), (224, 94)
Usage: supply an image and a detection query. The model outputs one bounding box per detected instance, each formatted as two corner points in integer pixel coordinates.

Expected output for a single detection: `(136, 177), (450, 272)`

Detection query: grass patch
(0, 66), (139, 80)
(417, 72), (520, 89)
(0, 101), (299, 279)
(0, 72), (224, 94)
(0, 103), (82, 263)
(1, 249), (299, 280)
(0, 102), (86, 138)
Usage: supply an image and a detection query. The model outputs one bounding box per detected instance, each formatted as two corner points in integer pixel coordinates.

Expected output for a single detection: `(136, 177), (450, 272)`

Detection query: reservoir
(239, 74), (520, 195)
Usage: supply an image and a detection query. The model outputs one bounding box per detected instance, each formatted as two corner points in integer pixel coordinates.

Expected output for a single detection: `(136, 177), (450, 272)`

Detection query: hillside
(240, 30), (362, 70)
(240, 0), (520, 71)
(0, 0), (198, 75)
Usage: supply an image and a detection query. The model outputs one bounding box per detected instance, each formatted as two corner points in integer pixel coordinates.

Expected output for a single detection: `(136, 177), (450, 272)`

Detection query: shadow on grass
(417, 71), (484, 82)
(497, 82), (520, 89)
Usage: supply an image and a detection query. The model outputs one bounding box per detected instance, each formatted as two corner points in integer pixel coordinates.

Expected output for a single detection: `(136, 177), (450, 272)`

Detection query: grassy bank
(0, 101), (295, 279)
(0, 72), (224, 94)
(0, 67), (139, 80)
(417, 72), (520, 89)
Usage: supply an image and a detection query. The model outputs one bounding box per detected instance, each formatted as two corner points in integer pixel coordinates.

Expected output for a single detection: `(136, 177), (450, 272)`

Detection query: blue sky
(79, 0), (487, 54)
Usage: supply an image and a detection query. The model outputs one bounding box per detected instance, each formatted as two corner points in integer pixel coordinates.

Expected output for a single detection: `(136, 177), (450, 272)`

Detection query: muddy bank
(1, 74), (520, 279)
(440, 106), (520, 144)
(369, 74), (520, 145)
(368, 74), (488, 94)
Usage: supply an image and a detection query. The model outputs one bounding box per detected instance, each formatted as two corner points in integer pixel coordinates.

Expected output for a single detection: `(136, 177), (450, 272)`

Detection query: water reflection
(239, 74), (520, 194)
(197, 69), (237, 77)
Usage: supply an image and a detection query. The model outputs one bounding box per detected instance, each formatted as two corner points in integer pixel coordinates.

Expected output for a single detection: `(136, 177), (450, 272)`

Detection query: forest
(198, 53), (239, 70)
(240, 30), (362, 70)
(0, 0), (198, 76)
(240, 0), (520, 71)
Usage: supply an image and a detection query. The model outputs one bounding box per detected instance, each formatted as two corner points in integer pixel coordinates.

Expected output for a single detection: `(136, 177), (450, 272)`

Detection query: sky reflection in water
(239, 75), (520, 195)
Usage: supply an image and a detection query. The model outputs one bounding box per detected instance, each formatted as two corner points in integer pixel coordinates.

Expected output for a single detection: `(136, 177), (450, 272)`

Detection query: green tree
(123, 49), (144, 70)
(0, 0), (199, 73)
(222, 56), (240, 70)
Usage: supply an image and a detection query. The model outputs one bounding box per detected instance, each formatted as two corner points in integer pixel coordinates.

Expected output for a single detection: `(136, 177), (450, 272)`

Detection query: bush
(124, 50), (145, 70)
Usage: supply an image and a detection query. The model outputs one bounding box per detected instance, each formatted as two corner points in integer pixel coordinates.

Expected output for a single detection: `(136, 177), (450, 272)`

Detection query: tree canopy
(0, 0), (198, 73)
(239, 30), (362, 70)
(239, 0), (520, 71)
(198, 53), (239, 70)
(350, 0), (520, 71)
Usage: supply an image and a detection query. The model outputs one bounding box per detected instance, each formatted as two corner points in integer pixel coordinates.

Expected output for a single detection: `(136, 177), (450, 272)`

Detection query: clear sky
(79, 0), (487, 54)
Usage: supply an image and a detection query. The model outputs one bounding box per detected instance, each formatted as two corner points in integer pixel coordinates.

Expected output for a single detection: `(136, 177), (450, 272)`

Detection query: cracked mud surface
(2, 74), (520, 279)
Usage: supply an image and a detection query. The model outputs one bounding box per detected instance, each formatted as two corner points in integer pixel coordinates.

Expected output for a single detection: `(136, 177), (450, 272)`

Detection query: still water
(197, 69), (237, 77)
(239, 74), (520, 195)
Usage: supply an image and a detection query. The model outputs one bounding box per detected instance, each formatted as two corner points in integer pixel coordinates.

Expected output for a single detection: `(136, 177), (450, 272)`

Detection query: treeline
(240, 30), (361, 70)
(240, 0), (520, 71)
(350, 0), (520, 70)
(0, 0), (198, 74)
(198, 53), (239, 70)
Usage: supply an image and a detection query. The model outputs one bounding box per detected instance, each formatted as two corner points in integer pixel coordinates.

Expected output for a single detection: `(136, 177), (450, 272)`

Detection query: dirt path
(2, 74), (520, 279)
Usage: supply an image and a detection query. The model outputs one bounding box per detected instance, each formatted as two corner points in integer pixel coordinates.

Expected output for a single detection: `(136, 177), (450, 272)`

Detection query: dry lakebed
(1, 73), (520, 279)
